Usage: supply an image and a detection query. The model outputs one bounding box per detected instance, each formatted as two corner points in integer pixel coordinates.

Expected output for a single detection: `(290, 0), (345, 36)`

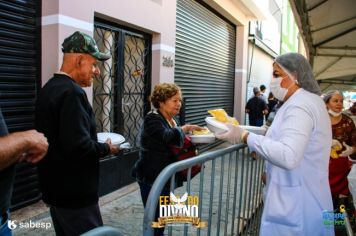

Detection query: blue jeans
(0, 211), (12, 236)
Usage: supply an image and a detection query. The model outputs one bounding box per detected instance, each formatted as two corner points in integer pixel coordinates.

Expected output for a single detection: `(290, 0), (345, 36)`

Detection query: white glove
(331, 139), (342, 149)
(260, 125), (269, 136)
(215, 124), (248, 144)
(340, 142), (354, 157)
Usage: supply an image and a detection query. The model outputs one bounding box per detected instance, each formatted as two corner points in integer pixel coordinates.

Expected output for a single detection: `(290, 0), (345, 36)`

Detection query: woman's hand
(331, 139), (342, 149)
(181, 124), (203, 133)
(340, 142), (355, 157)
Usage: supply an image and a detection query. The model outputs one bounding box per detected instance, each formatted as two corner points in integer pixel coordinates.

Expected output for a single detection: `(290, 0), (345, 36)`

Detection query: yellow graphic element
(152, 216), (208, 228)
(153, 192), (208, 229)
(339, 204), (345, 213)
(208, 109), (239, 125)
(330, 145), (342, 159)
(192, 127), (211, 135)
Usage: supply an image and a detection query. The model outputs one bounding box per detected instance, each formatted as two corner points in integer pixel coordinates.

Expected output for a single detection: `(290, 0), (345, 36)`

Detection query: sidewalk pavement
(12, 182), (144, 236)
(11, 143), (250, 236)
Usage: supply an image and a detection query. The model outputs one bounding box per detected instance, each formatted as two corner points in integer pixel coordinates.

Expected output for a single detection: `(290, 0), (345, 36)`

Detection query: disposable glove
(215, 124), (248, 144)
(340, 142), (354, 157)
(260, 125), (269, 135)
(331, 139), (342, 149)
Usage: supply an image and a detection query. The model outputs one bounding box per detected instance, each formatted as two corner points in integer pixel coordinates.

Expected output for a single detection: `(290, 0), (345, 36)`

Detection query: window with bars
(93, 21), (151, 150)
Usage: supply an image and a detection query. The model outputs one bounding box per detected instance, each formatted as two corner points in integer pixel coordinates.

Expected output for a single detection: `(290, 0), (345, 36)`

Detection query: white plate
(189, 133), (215, 144)
(205, 117), (267, 135)
(205, 117), (228, 134)
(97, 132), (125, 145)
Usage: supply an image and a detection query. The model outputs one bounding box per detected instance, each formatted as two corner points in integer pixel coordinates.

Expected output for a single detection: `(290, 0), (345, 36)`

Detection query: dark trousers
(249, 117), (264, 127)
(49, 203), (103, 236)
(138, 181), (170, 236)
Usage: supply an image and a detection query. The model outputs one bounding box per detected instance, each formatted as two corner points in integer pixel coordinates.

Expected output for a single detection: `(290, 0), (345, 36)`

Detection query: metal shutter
(0, 0), (41, 209)
(175, 0), (236, 125)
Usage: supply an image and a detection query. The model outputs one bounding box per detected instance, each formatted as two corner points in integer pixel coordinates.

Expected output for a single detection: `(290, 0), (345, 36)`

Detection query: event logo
(152, 192), (208, 228)
(323, 204), (346, 227)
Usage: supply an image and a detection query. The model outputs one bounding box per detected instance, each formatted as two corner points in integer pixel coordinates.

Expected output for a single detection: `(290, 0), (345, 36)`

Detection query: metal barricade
(143, 144), (265, 236)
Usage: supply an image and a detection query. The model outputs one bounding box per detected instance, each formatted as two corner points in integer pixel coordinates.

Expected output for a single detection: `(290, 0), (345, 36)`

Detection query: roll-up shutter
(175, 0), (236, 125)
(0, 0), (41, 209)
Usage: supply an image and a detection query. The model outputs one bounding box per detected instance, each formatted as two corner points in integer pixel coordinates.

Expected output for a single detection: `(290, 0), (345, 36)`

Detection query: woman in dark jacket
(132, 83), (201, 235)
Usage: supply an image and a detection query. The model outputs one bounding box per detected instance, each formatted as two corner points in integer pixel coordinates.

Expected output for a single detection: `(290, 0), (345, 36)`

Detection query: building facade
(0, 0), (270, 208)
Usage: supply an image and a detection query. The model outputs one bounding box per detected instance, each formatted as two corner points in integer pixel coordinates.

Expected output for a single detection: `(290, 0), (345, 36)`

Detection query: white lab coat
(248, 89), (334, 236)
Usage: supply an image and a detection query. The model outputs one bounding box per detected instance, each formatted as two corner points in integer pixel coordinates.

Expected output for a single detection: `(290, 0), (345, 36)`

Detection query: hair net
(275, 53), (321, 95)
(321, 90), (343, 103)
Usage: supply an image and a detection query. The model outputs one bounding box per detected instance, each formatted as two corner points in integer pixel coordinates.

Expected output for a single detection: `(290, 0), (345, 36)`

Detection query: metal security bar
(93, 22), (151, 150)
(143, 144), (264, 236)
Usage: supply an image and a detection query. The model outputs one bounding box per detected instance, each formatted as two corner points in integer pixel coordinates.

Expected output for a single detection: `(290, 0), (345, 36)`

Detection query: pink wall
(42, 0), (177, 99)
(41, 0), (254, 119)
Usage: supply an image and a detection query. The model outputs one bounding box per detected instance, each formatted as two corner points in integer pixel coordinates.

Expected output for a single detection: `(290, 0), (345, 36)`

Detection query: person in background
(132, 83), (202, 236)
(0, 108), (48, 236)
(245, 87), (268, 127)
(344, 101), (356, 125)
(217, 53), (334, 235)
(266, 92), (278, 121)
(35, 31), (119, 235)
(323, 90), (356, 235)
(260, 84), (268, 103)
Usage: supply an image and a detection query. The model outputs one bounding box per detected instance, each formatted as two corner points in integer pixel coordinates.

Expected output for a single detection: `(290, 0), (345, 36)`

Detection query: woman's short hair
(150, 83), (181, 109)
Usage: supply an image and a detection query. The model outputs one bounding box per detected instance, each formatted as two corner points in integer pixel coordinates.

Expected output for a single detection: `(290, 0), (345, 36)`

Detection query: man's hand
(105, 138), (120, 155)
(20, 130), (48, 164)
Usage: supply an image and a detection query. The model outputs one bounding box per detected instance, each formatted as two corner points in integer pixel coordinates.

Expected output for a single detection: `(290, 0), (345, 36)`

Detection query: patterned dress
(329, 114), (356, 198)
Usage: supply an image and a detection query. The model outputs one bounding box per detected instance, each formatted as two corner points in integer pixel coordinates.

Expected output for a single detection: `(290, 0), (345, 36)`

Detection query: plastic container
(188, 133), (215, 144)
(205, 117), (228, 134)
(205, 117), (266, 135)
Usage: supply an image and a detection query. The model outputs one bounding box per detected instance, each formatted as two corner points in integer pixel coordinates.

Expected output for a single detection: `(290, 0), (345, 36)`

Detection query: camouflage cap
(62, 31), (110, 61)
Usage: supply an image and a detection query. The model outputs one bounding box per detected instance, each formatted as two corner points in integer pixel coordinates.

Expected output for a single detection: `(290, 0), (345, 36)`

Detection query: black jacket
(35, 74), (109, 208)
(245, 96), (268, 120)
(132, 110), (184, 185)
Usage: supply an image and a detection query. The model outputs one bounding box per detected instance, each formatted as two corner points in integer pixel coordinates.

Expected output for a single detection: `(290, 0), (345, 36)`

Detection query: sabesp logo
(7, 219), (51, 230)
(8, 220), (17, 230)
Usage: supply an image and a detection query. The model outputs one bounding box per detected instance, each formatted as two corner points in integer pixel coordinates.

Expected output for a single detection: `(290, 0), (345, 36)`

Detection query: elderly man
(0, 108), (48, 235)
(35, 31), (119, 235)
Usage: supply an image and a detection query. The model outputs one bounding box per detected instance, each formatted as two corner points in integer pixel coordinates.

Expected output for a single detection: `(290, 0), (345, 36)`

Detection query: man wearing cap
(245, 87), (268, 127)
(35, 31), (119, 235)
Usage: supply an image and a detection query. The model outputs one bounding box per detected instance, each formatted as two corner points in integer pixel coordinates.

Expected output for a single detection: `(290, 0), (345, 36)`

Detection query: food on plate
(330, 144), (343, 159)
(208, 108), (239, 126)
(192, 127), (211, 135)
